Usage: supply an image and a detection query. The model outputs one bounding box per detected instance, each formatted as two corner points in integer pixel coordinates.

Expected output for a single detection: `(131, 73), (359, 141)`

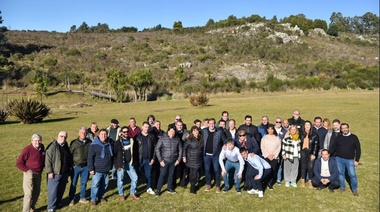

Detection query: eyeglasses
(276, 121), (282, 123)
(122, 131), (128, 133)
(60, 135), (67, 138)
(238, 134), (246, 137)
(176, 119), (182, 121)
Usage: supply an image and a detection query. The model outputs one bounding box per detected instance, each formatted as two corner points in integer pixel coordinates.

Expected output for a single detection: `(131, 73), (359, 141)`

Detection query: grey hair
(31, 134), (42, 141)
(58, 131), (68, 138)
(79, 126), (87, 131)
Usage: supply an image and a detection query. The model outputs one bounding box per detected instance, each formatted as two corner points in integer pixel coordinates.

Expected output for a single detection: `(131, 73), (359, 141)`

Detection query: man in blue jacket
(312, 149), (339, 192)
(88, 129), (114, 206)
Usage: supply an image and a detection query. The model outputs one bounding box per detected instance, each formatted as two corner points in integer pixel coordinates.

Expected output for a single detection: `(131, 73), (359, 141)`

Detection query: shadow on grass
(43, 117), (76, 123)
(0, 195), (23, 205)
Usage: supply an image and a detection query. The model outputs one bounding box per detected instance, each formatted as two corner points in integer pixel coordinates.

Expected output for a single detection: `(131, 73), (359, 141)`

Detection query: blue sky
(1, 0), (379, 32)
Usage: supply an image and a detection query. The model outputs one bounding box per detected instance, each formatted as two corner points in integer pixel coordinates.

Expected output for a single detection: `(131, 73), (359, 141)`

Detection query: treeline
(67, 12), (379, 36)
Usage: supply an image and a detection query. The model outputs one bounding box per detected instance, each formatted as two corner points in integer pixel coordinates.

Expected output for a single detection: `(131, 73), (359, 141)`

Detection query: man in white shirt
(219, 139), (244, 194)
(240, 147), (271, 198)
(312, 149), (339, 192)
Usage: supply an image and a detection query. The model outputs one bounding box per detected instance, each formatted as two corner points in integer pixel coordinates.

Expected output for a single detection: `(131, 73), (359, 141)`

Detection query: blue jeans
(204, 155), (221, 187)
(336, 157), (358, 191)
(69, 166), (89, 200)
(277, 158), (283, 182)
(157, 161), (176, 192)
(90, 172), (109, 202)
(117, 163), (138, 195)
(47, 173), (69, 210)
(222, 160), (242, 191)
(139, 159), (153, 189)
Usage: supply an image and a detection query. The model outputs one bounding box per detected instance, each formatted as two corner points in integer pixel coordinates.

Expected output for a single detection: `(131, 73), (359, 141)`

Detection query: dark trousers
(264, 158), (279, 187)
(204, 155), (221, 187)
(311, 176), (340, 190)
(47, 173), (69, 210)
(157, 161), (176, 192)
(188, 167), (200, 186)
(251, 168), (271, 191)
(244, 164), (254, 189)
(301, 149), (315, 180)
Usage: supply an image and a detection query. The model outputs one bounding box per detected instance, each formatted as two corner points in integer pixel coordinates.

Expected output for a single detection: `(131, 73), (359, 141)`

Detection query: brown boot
(128, 194), (140, 200)
(308, 180), (313, 188)
(119, 196), (125, 201)
(215, 187), (221, 193)
(301, 179), (305, 188)
(205, 185), (211, 191)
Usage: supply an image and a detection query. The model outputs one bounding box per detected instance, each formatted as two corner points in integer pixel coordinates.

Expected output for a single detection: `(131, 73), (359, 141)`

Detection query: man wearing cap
(106, 119), (121, 142)
(16, 134), (45, 212)
(168, 115), (187, 131)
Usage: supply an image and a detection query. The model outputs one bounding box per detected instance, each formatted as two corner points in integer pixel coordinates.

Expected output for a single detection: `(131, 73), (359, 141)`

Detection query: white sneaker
(247, 189), (259, 195)
(147, 188), (155, 195)
(258, 191), (264, 198)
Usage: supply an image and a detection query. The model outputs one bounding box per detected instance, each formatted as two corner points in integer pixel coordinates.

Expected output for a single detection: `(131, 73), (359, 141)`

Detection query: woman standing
(282, 125), (301, 187)
(260, 124), (281, 190)
(182, 126), (204, 194)
(300, 121), (320, 188)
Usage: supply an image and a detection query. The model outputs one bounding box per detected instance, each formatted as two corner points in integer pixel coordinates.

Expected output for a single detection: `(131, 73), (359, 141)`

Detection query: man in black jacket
(288, 110), (305, 133)
(68, 127), (92, 205)
(134, 122), (157, 195)
(155, 127), (182, 196)
(238, 115), (262, 146)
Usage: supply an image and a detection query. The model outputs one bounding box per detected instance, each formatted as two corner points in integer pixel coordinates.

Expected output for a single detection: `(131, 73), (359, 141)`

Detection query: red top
(16, 144), (45, 173)
(128, 126), (141, 139)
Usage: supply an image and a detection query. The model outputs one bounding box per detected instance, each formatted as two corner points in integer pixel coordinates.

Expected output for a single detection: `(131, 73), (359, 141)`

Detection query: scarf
(92, 137), (113, 159)
(291, 133), (299, 141)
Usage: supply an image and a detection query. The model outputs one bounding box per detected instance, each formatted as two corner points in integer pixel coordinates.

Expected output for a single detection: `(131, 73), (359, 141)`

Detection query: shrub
(0, 108), (8, 124)
(189, 92), (209, 107)
(6, 99), (51, 124)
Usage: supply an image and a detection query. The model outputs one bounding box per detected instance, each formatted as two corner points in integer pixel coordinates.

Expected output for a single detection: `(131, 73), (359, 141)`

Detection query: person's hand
(183, 158), (187, 163)
(48, 173), (54, 179)
(254, 175), (260, 180)
(282, 155), (287, 160)
(222, 144), (227, 150)
(237, 173), (242, 179)
(149, 159), (154, 165)
(174, 160), (179, 166)
(90, 170), (95, 175)
(221, 170), (227, 176)
(160, 161), (165, 167)
(354, 161), (359, 166)
(310, 155), (316, 160)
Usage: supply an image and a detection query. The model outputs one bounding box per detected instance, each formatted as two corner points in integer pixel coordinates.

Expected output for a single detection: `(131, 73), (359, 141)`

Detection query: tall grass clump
(6, 99), (51, 124)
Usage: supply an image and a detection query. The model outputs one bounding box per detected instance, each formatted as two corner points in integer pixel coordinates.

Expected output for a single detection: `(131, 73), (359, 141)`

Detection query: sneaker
(276, 181), (282, 185)
(205, 185), (211, 192)
(329, 189), (334, 193)
(167, 189), (177, 194)
(291, 183), (297, 187)
(339, 188), (346, 193)
(285, 182), (290, 187)
(91, 201), (96, 206)
(100, 198), (107, 203)
(129, 194), (140, 200)
(147, 188), (155, 195)
(258, 191), (264, 198)
(155, 191), (160, 197)
(215, 187), (221, 193)
(79, 198), (89, 203)
(247, 189), (259, 195)
(268, 185), (274, 190)
(353, 191), (359, 196)
(69, 200), (74, 206)
(119, 196), (125, 201)
(236, 191), (241, 195)
(222, 189), (229, 193)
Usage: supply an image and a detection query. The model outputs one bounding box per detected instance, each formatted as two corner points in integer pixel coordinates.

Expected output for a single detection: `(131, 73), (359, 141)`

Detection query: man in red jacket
(16, 134), (45, 212)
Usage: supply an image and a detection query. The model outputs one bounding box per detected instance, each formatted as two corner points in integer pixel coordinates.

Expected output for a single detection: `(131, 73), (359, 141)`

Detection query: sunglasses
(238, 134), (246, 137)
(122, 131), (129, 133)
(276, 121), (282, 123)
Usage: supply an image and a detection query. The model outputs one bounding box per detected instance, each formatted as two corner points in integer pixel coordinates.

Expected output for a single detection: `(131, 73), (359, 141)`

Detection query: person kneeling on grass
(240, 147), (271, 198)
(312, 149), (339, 192)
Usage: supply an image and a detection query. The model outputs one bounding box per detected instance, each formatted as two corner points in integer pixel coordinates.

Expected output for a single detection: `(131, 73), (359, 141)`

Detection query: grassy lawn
(0, 89), (378, 211)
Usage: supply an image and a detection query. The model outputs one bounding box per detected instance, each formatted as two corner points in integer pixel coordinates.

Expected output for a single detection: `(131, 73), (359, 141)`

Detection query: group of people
(16, 110), (361, 212)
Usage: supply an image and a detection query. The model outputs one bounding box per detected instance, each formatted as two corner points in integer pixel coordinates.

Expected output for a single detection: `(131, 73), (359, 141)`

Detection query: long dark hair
(188, 126), (202, 144)
(302, 120), (313, 139)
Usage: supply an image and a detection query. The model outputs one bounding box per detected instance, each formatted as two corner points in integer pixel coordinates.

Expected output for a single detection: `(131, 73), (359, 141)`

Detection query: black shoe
(316, 187), (323, 190)
(155, 190), (161, 197)
(329, 189), (334, 193)
(167, 189), (176, 194)
(268, 185), (274, 190)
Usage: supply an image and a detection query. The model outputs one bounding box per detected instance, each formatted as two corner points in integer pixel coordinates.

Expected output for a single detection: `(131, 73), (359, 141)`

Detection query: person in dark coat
(182, 126), (204, 194)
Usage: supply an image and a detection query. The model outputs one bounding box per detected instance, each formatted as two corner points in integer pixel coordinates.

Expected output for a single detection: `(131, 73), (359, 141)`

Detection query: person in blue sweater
(88, 129), (114, 206)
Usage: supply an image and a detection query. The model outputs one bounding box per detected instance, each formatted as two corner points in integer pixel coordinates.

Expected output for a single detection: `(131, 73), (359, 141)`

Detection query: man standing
(155, 127), (182, 196)
(288, 110), (305, 133)
(202, 118), (227, 193)
(168, 115), (188, 131)
(45, 131), (72, 212)
(106, 119), (120, 142)
(238, 115), (262, 146)
(135, 122), (156, 195)
(219, 139), (244, 194)
(218, 111), (230, 130)
(68, 127), (92, 205)
(114, 126), (140, 201)
(312, 149), (339, 192)
(313, 116), (328, 149)
(257, 116), (270, 137)
(325, 119), (341, 156)
(274, 117), (287, 185)
(16, 134), (45, 212)
(330, 123), (361, 196)
(128, 117), (141, 139)
(86, 122), (99, 142)
(88, 129), (114, 206)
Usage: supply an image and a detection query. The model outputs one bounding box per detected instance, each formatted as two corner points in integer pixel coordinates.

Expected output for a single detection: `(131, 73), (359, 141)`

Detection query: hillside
(1, 22), (379, 100)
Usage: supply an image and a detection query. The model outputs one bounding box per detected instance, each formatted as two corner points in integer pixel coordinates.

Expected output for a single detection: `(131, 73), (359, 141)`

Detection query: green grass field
(0, 89), (378, 211)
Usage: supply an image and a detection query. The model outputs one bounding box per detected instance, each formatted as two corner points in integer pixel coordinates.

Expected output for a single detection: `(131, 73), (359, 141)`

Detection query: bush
(6, 99), (51, 124)
(189, 92), (209, 107)
(0, 108), (8, 124)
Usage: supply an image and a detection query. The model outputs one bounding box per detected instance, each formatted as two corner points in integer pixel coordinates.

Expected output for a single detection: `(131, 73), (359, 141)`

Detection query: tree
(313, 19), (327, 31)
(69, 25), (77, 33)
(361, 12), (379, 34)
(327, 24), (339, 36)
(0, 11), (7, 56)
(174, 66), (186, 85)
(205, 19), (215, 28)
(128, 69), (154, 102)
(77, 22), (90, 33)
(173, 21), (183, 32)
(106, 69), (128, 102)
